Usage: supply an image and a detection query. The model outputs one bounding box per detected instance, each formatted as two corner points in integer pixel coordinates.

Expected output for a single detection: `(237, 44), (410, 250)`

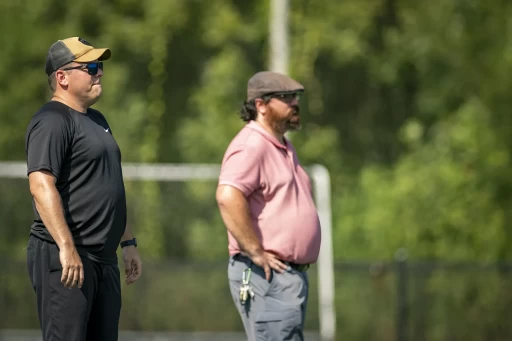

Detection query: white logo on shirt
(104, 128), (110, 133)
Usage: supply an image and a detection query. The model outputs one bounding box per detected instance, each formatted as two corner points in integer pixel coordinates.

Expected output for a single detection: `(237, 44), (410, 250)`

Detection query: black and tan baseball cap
(45, 37), (111, 76)
(247, 71), (304, 101)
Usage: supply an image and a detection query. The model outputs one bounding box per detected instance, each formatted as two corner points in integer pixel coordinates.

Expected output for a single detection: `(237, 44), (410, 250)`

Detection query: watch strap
(120, 238), (137, 248)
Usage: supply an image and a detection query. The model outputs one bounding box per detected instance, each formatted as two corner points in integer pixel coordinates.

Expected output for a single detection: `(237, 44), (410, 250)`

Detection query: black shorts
(26, 235), (122, 341)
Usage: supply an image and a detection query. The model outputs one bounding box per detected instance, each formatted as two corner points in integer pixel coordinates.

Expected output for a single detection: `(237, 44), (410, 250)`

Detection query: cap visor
(74, 48), (111, 63)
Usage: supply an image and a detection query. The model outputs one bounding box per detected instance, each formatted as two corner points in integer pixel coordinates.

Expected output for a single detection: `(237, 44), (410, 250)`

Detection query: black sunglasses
(61, 62), (103, 75)
(265, 92), (301, 102)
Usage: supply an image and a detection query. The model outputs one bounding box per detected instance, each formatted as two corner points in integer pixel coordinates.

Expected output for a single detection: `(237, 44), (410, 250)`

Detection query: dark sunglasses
(265, 92), (301, 102)
(61, 62), (103, 75)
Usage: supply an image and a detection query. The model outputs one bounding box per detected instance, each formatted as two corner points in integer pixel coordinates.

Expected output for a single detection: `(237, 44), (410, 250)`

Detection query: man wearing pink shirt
(216, 71), (322, 341)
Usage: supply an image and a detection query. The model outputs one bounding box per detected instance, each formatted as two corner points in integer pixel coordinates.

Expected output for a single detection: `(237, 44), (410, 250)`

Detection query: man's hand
(59, 246), (84, 289)
(122, 246), (142, 285)
(248, 249), (288, 281)
(29, 170), (82, 289)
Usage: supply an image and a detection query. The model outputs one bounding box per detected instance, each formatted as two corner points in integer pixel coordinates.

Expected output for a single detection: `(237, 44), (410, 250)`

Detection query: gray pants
(228, 254), (309, 341)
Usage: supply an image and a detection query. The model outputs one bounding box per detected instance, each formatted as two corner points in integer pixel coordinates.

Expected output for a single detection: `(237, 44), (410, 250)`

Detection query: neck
(254, 118), (285, 145)
(52, 93), (88, 113)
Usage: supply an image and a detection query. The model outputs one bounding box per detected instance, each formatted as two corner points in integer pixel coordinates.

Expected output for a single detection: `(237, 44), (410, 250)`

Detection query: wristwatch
(120, 238), (137, 248)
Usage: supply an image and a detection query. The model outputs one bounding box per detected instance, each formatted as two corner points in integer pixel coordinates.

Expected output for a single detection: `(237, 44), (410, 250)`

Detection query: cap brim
(266, 89), (305, 95)
(74, 48), (111, 63)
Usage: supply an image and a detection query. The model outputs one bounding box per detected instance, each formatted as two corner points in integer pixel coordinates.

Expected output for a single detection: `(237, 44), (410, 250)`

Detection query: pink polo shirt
(219, 121), (321, 264)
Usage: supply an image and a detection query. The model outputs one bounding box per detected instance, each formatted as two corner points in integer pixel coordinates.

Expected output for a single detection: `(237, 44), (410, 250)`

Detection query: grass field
(0, 329), (321, 341)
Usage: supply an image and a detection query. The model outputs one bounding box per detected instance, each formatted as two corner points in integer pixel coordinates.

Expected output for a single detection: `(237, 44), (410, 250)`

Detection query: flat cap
(247, 71), (304, 101)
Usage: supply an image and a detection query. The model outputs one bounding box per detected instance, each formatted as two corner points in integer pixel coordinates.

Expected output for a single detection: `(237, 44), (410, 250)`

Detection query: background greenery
(1, 0), (511, 340)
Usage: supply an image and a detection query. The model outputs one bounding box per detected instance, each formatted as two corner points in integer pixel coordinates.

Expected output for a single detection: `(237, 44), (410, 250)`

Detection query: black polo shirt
(25, 101), (127, 264)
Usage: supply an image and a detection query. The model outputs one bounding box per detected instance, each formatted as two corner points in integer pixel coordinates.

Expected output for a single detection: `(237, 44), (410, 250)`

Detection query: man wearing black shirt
(25, 37), (142, 341)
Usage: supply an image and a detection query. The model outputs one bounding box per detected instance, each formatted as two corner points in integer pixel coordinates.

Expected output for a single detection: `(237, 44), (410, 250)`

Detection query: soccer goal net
(0, 161), (335, 341)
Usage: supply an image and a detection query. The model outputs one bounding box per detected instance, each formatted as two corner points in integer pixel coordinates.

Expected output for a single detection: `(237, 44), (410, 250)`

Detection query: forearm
(32, 186), (74, 249)
(121, 225), (134, 242)
(217, 187), (263, 256)
(220, 207), (262, 255)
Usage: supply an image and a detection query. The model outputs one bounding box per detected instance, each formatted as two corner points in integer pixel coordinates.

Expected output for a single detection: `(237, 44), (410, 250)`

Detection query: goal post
(0, 161), (336, 341)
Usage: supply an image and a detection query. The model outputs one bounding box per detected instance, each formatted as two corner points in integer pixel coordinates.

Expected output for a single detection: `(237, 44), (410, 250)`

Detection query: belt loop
(246, 254), (253, 268)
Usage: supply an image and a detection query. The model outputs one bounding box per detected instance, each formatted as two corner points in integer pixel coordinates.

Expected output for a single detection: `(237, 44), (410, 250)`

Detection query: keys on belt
(239, 268), (255, 305)
(237, 259), (309, 306)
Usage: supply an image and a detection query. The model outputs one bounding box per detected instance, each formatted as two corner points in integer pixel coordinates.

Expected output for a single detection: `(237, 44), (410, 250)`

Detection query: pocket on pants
(254, 308), (302, 341)
(48, 243), (62, 272)
(26, 239), (37, 288)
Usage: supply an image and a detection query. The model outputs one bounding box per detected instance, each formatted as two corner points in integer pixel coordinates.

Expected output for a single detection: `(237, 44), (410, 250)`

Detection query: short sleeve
(219, 146), (262, 196)
(25, 113), (72, 178)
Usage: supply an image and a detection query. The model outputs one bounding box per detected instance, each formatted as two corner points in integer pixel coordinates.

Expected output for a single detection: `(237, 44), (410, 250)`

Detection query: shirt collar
(246, 120), (288, 150)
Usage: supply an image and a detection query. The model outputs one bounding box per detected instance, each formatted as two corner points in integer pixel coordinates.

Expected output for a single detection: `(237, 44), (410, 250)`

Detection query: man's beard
(270, 105), (301, 134)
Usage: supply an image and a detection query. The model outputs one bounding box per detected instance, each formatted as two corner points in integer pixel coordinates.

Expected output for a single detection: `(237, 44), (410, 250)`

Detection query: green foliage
(2, 0), (512, 339)
(339, 99), (508, 261)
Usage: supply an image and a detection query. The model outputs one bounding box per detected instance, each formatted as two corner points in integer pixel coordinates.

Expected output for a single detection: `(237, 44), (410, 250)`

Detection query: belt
(287, 262), (310, 272)
(234, 253), (309, 272)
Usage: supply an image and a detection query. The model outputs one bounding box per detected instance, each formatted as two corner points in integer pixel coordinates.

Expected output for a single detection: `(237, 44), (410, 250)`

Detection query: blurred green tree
(1, 0), (512, 338)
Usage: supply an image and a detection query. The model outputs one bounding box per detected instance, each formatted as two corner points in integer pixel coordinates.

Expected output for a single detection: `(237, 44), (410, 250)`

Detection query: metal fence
(1, 162), (511, 340)
(332, 256), (512, 341)
(2, 257), (512, 341)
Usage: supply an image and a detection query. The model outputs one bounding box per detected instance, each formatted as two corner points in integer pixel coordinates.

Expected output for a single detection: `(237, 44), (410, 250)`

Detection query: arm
(121, 224), (142, 285)
(28, 170), (83, 289)
(216, 185), (263, 256)
(216, 185), (287, 280)
(121, 225), (135, 243)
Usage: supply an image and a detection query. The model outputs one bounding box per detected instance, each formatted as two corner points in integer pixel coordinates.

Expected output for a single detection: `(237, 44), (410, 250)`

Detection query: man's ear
(55, 70), (70, 88)
(255, 98), (267, 116)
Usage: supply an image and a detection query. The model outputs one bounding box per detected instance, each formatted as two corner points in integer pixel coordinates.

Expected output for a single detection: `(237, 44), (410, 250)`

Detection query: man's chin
(287, 122), (302, 132)
(87, 93), (102, 107)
